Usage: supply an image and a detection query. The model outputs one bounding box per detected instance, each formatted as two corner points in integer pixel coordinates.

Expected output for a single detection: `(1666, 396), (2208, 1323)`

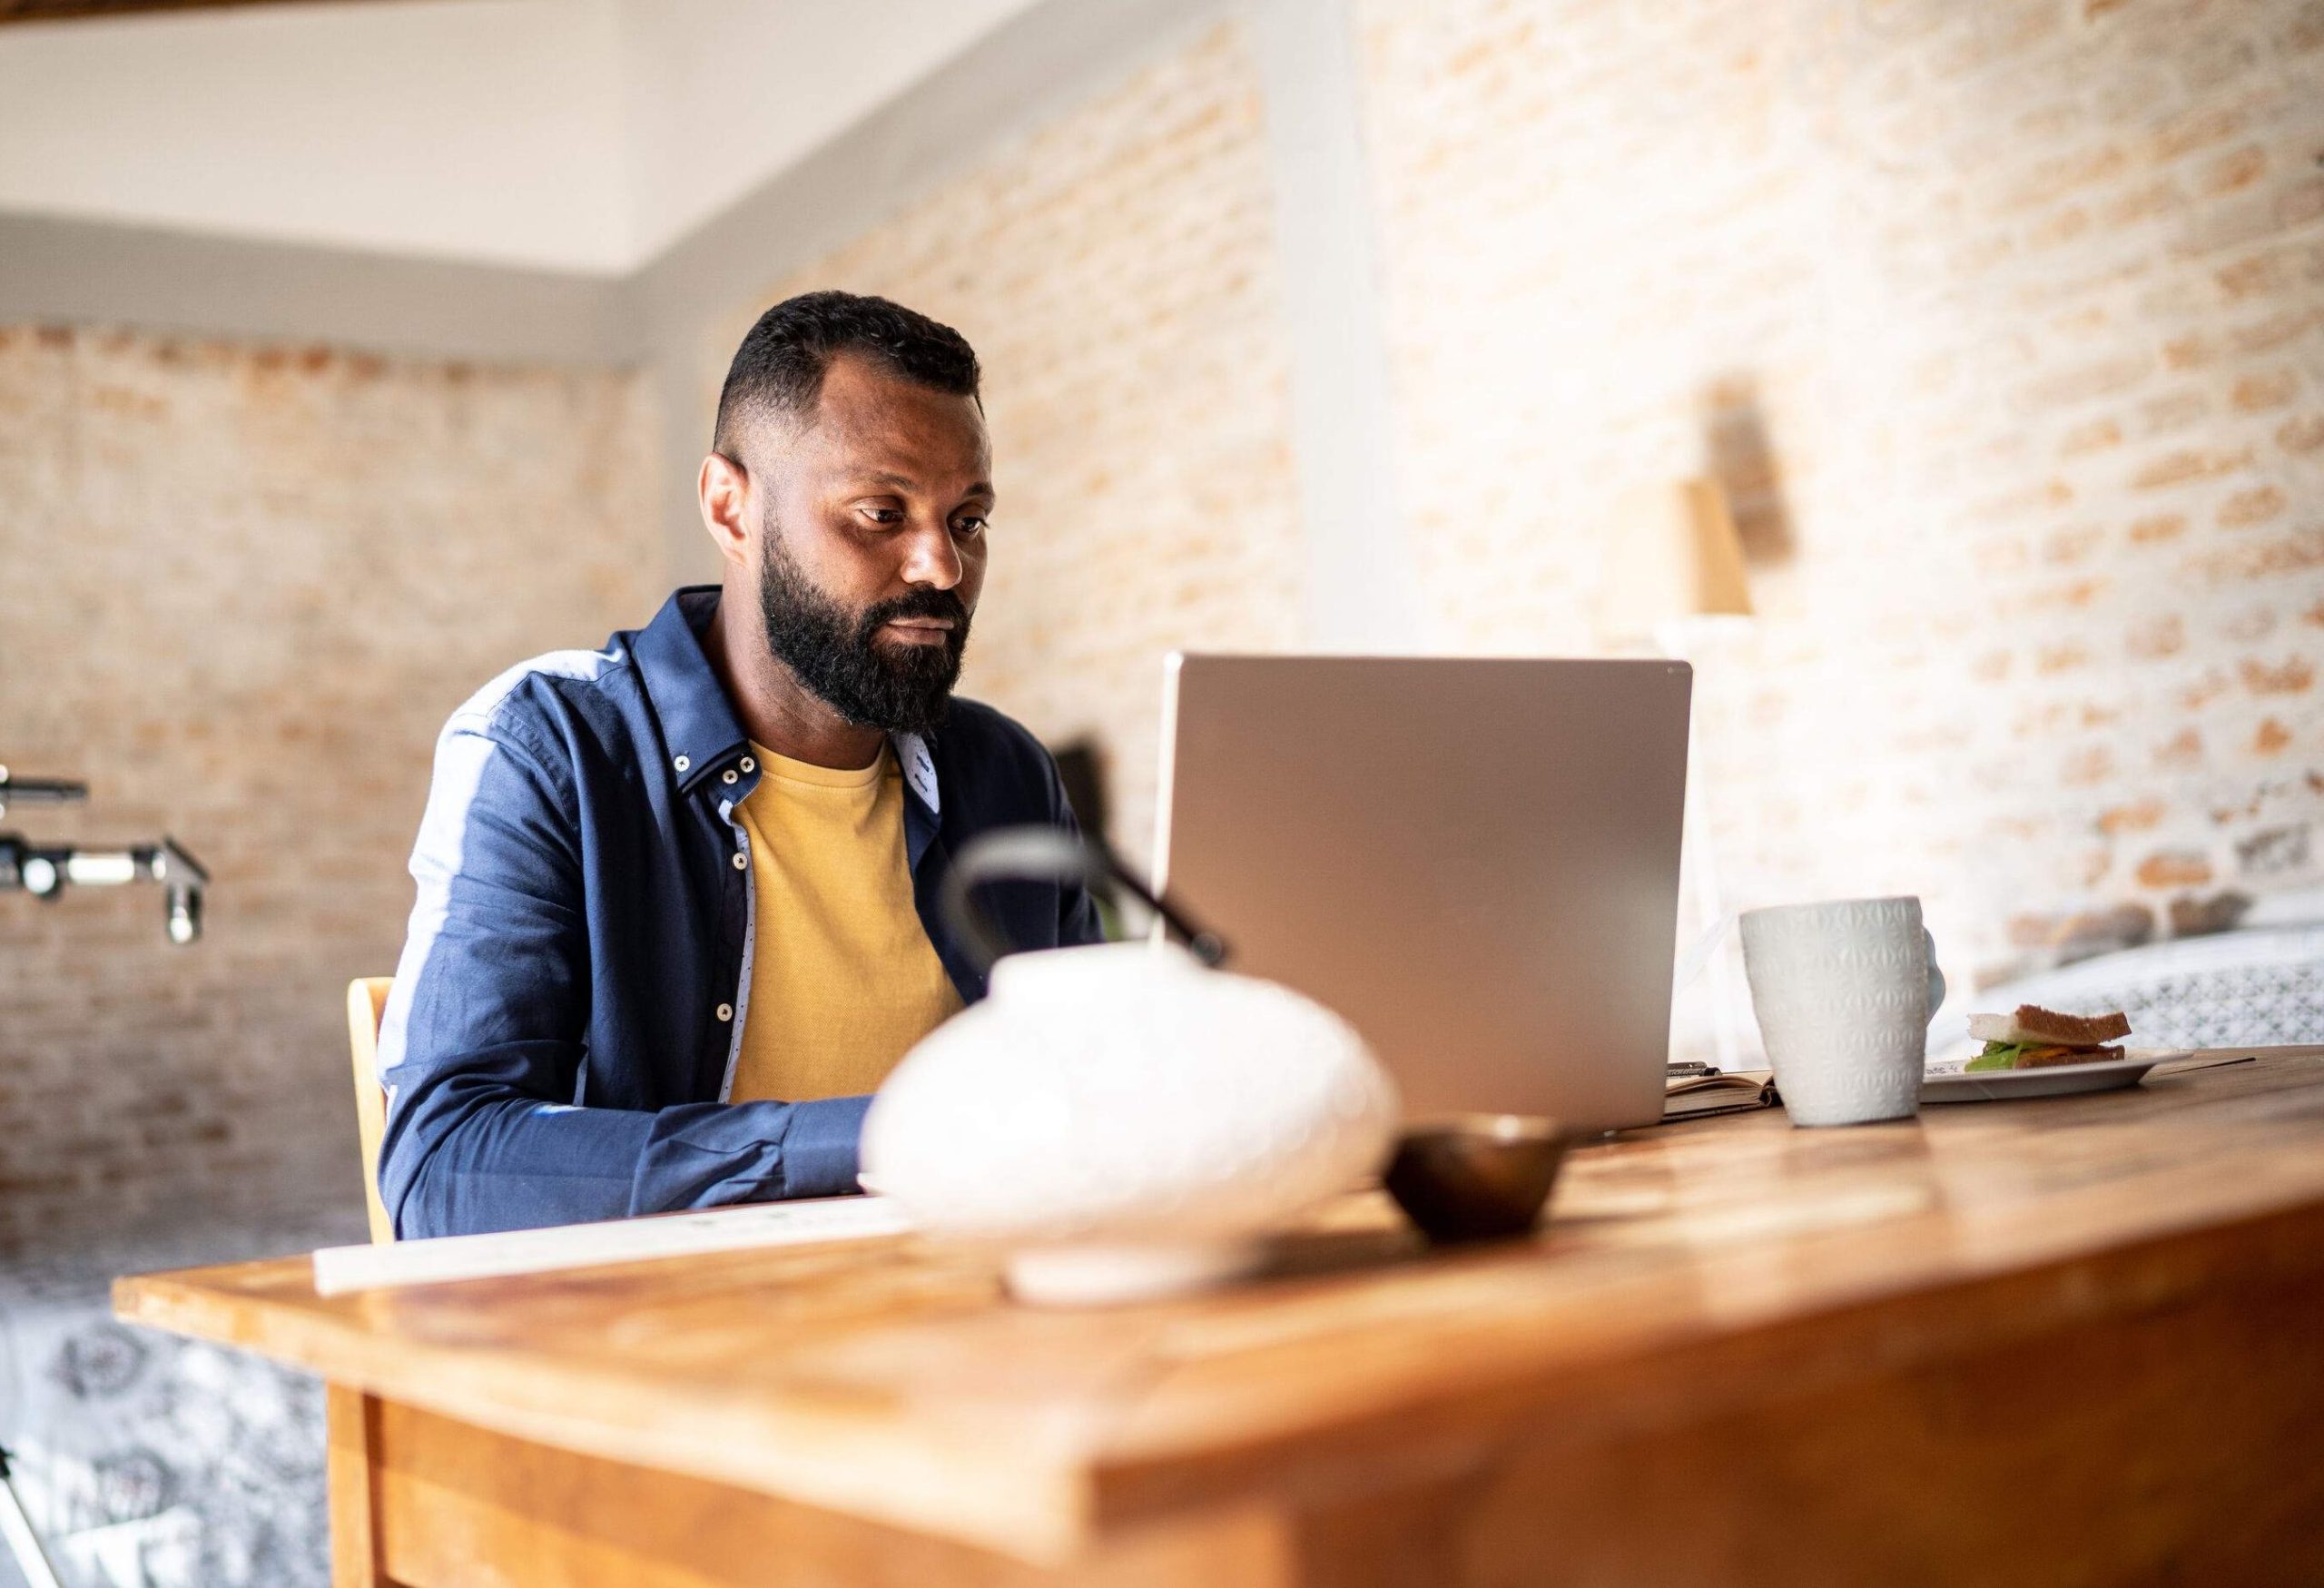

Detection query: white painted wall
(0, 0), (632, 271)
(613, 0), (1043, 262)
(0, 0), (1045, 273)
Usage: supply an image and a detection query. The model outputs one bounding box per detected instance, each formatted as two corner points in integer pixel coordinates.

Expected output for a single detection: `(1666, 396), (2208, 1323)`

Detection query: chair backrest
(346, 976), (397, 1245)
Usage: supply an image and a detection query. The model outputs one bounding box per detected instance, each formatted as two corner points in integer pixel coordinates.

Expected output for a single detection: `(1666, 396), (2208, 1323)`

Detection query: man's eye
(953, 515), (988, 537)
(860, 506), (905, 526)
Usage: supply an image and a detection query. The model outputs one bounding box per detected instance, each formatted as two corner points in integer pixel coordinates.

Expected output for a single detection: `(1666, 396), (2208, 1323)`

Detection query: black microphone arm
(0, 764), (210, 944)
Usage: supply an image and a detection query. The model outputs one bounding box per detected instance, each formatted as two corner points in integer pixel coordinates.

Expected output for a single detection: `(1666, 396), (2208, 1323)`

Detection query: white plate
(1919, 1047), (2192, 1103)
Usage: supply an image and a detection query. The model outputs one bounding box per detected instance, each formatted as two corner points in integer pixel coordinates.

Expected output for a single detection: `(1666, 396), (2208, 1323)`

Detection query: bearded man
(377, 291), (1102, 1238)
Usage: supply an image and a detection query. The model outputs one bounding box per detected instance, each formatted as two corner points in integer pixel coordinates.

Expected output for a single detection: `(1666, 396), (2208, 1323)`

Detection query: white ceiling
(0, 0), (1043, 273)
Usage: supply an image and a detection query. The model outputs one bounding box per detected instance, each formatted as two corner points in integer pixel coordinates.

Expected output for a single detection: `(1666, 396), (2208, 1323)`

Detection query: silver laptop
(1152, 654), (1690, 1132)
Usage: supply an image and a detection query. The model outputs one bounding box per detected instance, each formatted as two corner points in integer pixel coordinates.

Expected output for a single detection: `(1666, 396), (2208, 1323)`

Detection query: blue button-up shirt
(376, 587), (1103, 1238)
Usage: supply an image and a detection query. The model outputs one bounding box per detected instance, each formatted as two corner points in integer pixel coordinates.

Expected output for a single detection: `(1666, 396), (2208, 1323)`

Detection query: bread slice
(1966, 1004), (2132, 1046)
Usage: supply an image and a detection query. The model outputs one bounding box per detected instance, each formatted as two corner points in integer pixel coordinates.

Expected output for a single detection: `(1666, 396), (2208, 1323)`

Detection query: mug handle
(1924, 927), (1946, 1021)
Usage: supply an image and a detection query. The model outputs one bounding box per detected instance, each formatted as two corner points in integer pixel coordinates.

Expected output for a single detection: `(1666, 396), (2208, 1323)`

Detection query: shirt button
(715, 1002), (734, 1021)
(673, 755), (691, 773)
(733, 851), (748, 870)
(739, 756), (756, 774)
(722, 768), (738, 784)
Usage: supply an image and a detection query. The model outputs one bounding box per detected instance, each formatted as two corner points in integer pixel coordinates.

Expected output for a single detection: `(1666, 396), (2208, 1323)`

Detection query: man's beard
(755, 529), (970, 737)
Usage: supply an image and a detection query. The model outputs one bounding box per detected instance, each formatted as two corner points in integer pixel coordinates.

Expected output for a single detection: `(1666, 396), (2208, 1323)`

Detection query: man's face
(743, 353), (991, 736)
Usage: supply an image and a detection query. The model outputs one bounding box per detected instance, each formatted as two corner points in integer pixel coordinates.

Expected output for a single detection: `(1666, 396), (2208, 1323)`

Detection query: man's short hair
(713, 291), (980, 458)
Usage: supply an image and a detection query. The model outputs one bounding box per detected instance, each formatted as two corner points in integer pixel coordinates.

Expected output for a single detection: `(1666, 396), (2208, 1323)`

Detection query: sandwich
(1964, 1005), (2132, 1070)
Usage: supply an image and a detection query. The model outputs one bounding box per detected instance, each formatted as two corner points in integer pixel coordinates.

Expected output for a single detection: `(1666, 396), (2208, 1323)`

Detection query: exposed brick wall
(1356, 0), (2324, 998)
(706, 19), (1308, 866)
(0, 326), (662, 1252)
(11, 0), (2315, 1238)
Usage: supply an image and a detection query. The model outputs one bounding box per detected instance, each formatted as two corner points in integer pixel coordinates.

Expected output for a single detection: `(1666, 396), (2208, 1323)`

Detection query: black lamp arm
(939, 825), (1226, 976)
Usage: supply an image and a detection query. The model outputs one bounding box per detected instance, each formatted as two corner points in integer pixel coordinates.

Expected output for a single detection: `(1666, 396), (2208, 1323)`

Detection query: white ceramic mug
(1738, 896), (1945, 1128)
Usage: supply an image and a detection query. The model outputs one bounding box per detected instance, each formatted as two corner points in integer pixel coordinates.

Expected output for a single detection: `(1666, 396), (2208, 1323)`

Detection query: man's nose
(898, 517), (963, 589)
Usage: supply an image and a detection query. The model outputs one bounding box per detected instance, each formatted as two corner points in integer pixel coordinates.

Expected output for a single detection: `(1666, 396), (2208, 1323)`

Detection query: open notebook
(1663, 1068), (1777, 1121)
(311, 1196), (912, 1294)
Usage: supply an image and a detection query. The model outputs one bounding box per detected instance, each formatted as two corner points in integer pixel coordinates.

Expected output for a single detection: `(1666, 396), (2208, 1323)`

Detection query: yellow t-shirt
(726, 741), (962, 1102)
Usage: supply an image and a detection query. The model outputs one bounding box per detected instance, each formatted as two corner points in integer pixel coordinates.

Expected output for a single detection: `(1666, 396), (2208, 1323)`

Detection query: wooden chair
(335, 975), (401, 1582)
(345, 976), (397, 1245)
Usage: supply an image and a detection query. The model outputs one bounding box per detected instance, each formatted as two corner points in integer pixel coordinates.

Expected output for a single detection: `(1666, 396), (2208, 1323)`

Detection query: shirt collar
(635, 585), (941, 821)
(635, 587), (747, 794)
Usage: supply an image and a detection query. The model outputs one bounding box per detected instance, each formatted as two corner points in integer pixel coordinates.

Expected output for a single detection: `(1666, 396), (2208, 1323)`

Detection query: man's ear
(698, 451), (753, 568)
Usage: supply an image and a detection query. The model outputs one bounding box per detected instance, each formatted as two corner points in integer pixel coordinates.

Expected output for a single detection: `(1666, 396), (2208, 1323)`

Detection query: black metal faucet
(0, 765), (209, 944)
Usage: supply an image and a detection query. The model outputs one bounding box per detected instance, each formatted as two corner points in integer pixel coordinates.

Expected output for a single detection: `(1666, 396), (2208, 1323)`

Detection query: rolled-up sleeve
(375, 715), (868, 1238)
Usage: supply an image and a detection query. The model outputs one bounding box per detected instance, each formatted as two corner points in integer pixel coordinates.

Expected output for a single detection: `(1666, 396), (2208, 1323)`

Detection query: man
(376, 291), (1103, 1238)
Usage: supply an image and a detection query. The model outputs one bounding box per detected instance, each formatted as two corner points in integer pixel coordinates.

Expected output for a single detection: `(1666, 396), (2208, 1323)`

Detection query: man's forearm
(389, 1090), (873, 1239)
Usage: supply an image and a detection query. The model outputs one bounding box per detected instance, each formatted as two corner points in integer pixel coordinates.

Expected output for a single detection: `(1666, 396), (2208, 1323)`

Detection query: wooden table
(116, 1049), (2324, 1586)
